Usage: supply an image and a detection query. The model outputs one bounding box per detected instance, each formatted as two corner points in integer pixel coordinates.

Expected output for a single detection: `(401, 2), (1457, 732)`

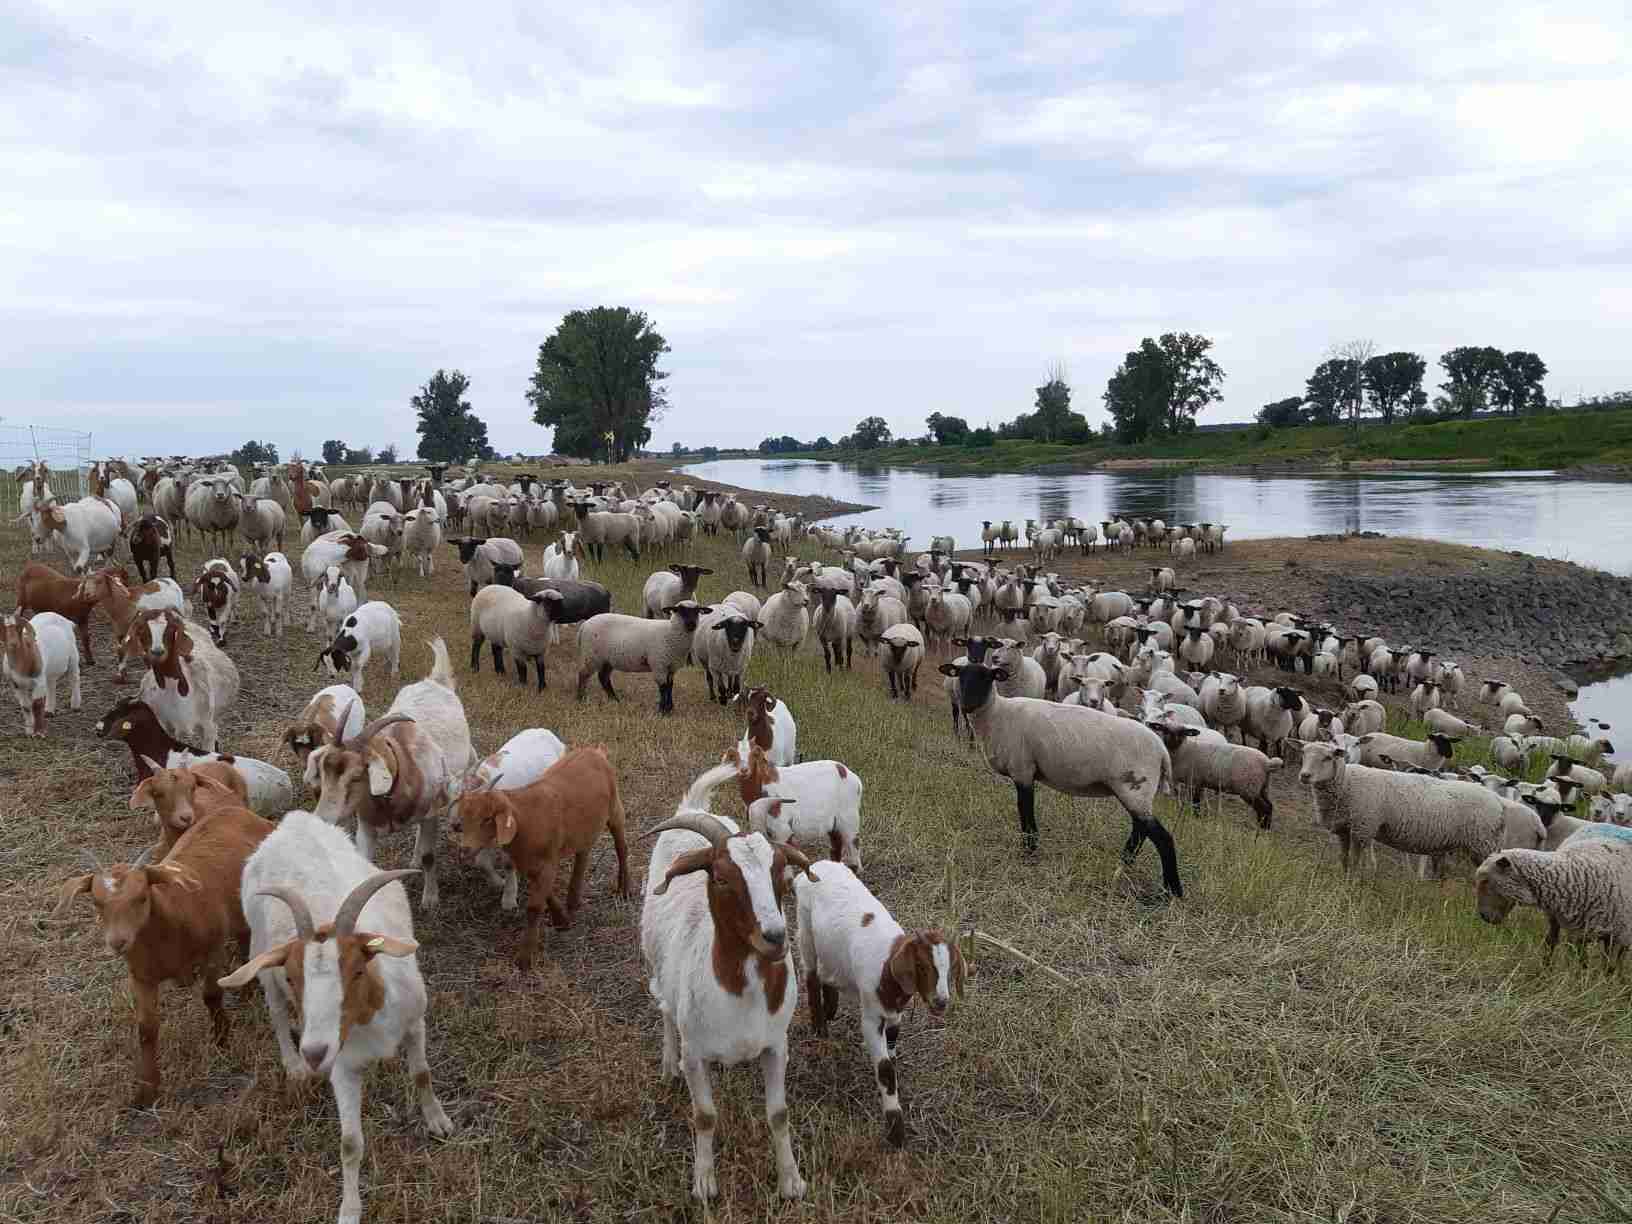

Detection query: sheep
(128, 512), (177, 582)
(309, 639), (473, 912)
(1297, 740), (1544, 877)
(1423, 707), (1483, 739)
(812, 586), (857, 672)
(1409, 680), (1444, 718)
(319, 601), (403, 689)
(451, 746), (630, 970)
(723, 589), (762, 620)
(316, 565), (360, 639)
(576, 601), (712, 714)
(879, 623), (925, 699)
(542, 532), (582, 580)
(117, 609), (239, 753)
(644, 563), (714, 618)
(697, 607), (760, 705)
(37, 495), (122, 573)
(938, 659), (1183, 895)
(469, 584), (565, 690)
(1564, 733), (1616, 764)
(924, 587), (974, 655)
(1199, 672), (1247, 734)
(1548, 754), (1608, 796)
(1178, 625), (1215, 673)
(447, 535), (525, 595)
(991, 637), (1047, 699)
(741, 525), (773, 587)
(217, 816), (455, 1224)
(182, 477), (241, 552)
(54, 805), (273, 1106)
(238, 494), (288, 552)
(856, 589), (909, 658)
(129, 758), (251, 857)
(736, 686), (797, 767)
(1499, 690), (1531, 717)
(1146, 722), (1282, 829)
(576, 507), (643, 562)
(1503, 711), (1545, 737)
(1475, 834), (1632, 965)
(1339, 699), (1386, 736)
(758, 582), (811, 654)
(1241, 685), (1302, 754)
(238, 551), (293, 638)
(793, 862), (962, 1147)
(402, 506), (443, 577)
(297, 505), (352, 547)
(13, 561), (99, 664)
(726, 742), (865, 868)
(1296, 707), (1346, 745)
(1, 611), (82, 736)
(1355, 731), (1458, 773)
(639, 789), (818, 1202)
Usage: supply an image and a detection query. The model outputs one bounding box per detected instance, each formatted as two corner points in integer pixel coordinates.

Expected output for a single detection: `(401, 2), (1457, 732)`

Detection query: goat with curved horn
(334, 868), (420, 935)
(642, 812), (731, 848)
(257, 885), (317, 941)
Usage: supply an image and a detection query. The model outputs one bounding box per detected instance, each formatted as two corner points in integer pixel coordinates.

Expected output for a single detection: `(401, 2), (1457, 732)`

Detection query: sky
(5, 1), (1631, 460)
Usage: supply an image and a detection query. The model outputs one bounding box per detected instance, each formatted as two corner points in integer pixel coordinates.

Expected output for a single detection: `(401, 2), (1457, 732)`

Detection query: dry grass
(3, 472), (1631, 1224)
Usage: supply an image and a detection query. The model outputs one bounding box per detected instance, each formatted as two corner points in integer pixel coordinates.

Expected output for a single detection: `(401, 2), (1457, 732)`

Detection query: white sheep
(1476, 833), (1632, 965)
(576, 601), (711, 714)
(695, 606), (759, 705)
(643, 563), (715, 618)
(758, 582), (811, 654)
(320, 601), (402, 689)
(1241, 685), (1302, 754)
(218, 817), (454, 1224)
(1547, 755), (1608, 796)
(469, 584), (565, 690)
(793, 862), (962, 1147)
(1147, 721), (1282, 829)
(940, 659), (1183, 895)
(402, 506), (442, 577)
(811, 586), (858, 672)
(1355, 731), (1458, 772)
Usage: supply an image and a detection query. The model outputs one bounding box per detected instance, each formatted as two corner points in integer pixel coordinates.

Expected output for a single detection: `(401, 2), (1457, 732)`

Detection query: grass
(775, 405), (1632, 475)
(3, 465), (1631, 1223)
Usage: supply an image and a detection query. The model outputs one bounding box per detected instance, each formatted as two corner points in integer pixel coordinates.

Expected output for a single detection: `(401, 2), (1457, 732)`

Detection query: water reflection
(683, 458), (1632, 576)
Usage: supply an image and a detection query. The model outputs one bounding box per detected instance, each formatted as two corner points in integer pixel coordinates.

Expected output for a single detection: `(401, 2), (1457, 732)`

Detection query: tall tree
(1032, 363), (1072, 442)
(414, 369), (493, 464)
(1305, 359), (1360, 425)
(1257, 396), (1305, 427)
(230, 440), (279, 467)
(851, 416), (892, 449)
(1491, 351), (1549, 416)
(925, 412), (969, 445)
(1102, 333), (1225, 442)
(1438, 346), (1506, 417)
(1362, 351), (1426, 425)
(321, 439), (348, 464)
(1329, 339), (1376, 429)
(527, 307), (670, 463)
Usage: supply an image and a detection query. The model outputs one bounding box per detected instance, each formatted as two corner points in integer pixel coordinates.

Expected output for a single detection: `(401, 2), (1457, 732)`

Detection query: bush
(965, 427), (997, 448)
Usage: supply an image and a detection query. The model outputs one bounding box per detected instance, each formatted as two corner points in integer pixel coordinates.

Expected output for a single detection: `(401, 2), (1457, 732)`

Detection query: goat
(117, 608), (240, 753)
(13, 561), (98, 664)
(128, 513), (177, 582)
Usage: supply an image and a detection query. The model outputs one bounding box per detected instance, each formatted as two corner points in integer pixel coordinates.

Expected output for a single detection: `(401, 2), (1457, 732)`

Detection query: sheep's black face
(491, 563), (519, 587)
(453, 539), (484, 563)
(754, 527), (771, 543)
(719, 618), (753, 650)
(1275, 687), (1302, 710)
(938, 662), (1007, 712)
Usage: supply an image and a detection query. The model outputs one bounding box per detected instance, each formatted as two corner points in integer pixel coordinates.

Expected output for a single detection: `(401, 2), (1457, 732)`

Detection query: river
(683, 458), (1630, 576)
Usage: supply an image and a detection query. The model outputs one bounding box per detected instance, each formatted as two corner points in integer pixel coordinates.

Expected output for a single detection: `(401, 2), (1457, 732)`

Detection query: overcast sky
(6, 1), (1630, 460)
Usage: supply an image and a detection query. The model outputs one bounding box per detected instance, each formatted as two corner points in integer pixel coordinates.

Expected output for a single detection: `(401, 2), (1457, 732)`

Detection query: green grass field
(781, 405), (1632, 474)
(3, 468), (1630, 1223)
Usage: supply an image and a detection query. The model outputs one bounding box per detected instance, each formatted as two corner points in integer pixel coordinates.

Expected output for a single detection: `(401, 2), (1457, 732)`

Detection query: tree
(378, 444), (399, 464)
(1102, 333), (1225, 442)
(343, 445), (373, 464)
(1257, 396), (1305, 428)
(1157, 333), (1225, 434)
(321, 439), (348, 464)
(757, 435), (804, 454)
(852, 416), (892, 450)
(1361, 352), (1427, 426)
(671, 442), (684, 456)
(230, 440), (279, 467)
(1031, 363), (1073, 442)
(1438, 346), (1506, 417)
(1328, 339), (1377, 429)
(812, 436), (834, 451)
(965, 426), (997, 448)
(414, 369), (493, 465)
(526, 307), (670, 463)
(1492, 351), (1548, 416)
(925, 412), (970, 445)
(1305, 359), (1360, 425)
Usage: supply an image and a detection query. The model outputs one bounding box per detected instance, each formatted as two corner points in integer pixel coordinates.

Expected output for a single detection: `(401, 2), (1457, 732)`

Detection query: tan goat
(130, 758), (251, 858)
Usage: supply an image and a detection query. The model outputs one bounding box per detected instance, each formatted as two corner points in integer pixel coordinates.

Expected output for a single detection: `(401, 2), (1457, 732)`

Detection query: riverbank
(761, 405), (1632, 475)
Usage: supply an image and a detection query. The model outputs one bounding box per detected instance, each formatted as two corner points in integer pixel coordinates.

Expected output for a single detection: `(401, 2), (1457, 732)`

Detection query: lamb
(401, 506), (443, 577)
(317, 566), (360, 638)
(1475, 834), (1632, 965)
(793, 862), (962, 1147)
(879, 623), (925, 699)
(1296, 707), (1346, 745)
(238, 551), (293, 638)
(639, 788), (818, 1202)
(447, 535), (525, 595)
(13, 561), (99, 663)
(54, 805), (273, 1106)
(468, 583), (565, 690)
(742, 526), (774, 587)
(1356, 731), (1458, 772)
(643, 563), (714, 618)
(297, 506), (352, 547)
(319, 601), (403, 689)
(728, 742), (865, 868)
(1409, 680), (1443, 718)
(991, 637), (1047, 699)
(217, 816), (455, 1224)
(451, 746), (631, 971)
(758, 582), (811, 654)
(1241, 685), (1303, 754)
(736, 686), (797, 767)
(1564, 733), (1616, 763)
(1147, 722), (1281, 829)
(118, 609), (240, 753)
(309, 639), (474, 911)
(1298, 740), (1544, 876)
(812, 586), (858, 672)
(444, 727), (567, 907)
(939, 659), (1183, 896)
(924, 587), (974, 654)
(575, 601), (712, 714)
(696, 607), (760, 705)
(1, 611), (82, 736)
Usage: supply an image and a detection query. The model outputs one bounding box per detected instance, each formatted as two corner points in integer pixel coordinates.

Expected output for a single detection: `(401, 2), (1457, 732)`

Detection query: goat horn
(257, 886), (318, 941)
(642, 813), (732, 850)
(333, 869), (419, 936)
(346, 713), (414, 750)
(776, 842), (820, 882)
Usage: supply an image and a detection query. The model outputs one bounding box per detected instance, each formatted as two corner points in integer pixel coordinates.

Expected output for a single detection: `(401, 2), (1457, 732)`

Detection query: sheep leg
(406, 1016), (454, 1137)
(682, 1056), (720, 1200)
(469, 634), (483, 670)
(597, 665), (619, 701)
(1014, 782), (1039, 852)
(514, 657), (528, 684)
(656, 676), (673, 715)
(490, 642), (506, 675)
(532, 656), (547, 692)
(331, 1065), (367, 1224)
(130, 976), (162, 1108)
(863, 1009), (906, 1148)
(705, 670), (717, 703)
(760, 1044), (806, 1199)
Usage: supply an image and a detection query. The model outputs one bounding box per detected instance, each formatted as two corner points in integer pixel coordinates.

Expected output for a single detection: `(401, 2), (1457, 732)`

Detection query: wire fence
(0, 425), (93, 512)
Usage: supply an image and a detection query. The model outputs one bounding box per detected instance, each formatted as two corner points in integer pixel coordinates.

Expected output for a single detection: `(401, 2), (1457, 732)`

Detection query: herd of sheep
(6, 456), (1632, 1222)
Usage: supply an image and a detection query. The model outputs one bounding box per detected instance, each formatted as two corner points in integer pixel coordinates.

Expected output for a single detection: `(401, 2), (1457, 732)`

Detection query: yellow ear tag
(121, 721), (132, 732)
(367, 937), (384, 950)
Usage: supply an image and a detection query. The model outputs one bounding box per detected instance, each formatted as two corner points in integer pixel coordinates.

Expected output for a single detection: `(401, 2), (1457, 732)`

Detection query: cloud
(3, 0), (1630, 459)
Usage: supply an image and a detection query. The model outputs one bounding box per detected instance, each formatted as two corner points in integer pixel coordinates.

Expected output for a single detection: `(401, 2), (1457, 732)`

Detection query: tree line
(1259, 345), (1550, 428)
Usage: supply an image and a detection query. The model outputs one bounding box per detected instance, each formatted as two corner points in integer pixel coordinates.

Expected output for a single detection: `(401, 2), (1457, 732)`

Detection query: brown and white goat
(117, 608), (241, 753)
(452, 745), (630, 971)
(281, 683), (364, 773)
(77, 567), (184, 656)
(14, 560), (98, 663)
(726, 742), (864, 869)
(53, 805), (273, 1106)
(96, 696), (209, 778)
(191, 559), (239, 646)
(130, 759), (251, 858)
(128, 513), (177, 582)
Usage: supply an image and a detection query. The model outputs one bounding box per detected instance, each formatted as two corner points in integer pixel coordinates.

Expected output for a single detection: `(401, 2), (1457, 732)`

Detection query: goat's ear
(950, 938), (967, 999)
(52, 875), (94, 917)
(130, 778), (157, 810)
(218, 941), (294, 989)
(150, 863), (202, 892)
(495, 804), (519, 847)
(360, 933), (418, 958)
(889, 940), (919, 998)
(651, 848), (714, 896)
